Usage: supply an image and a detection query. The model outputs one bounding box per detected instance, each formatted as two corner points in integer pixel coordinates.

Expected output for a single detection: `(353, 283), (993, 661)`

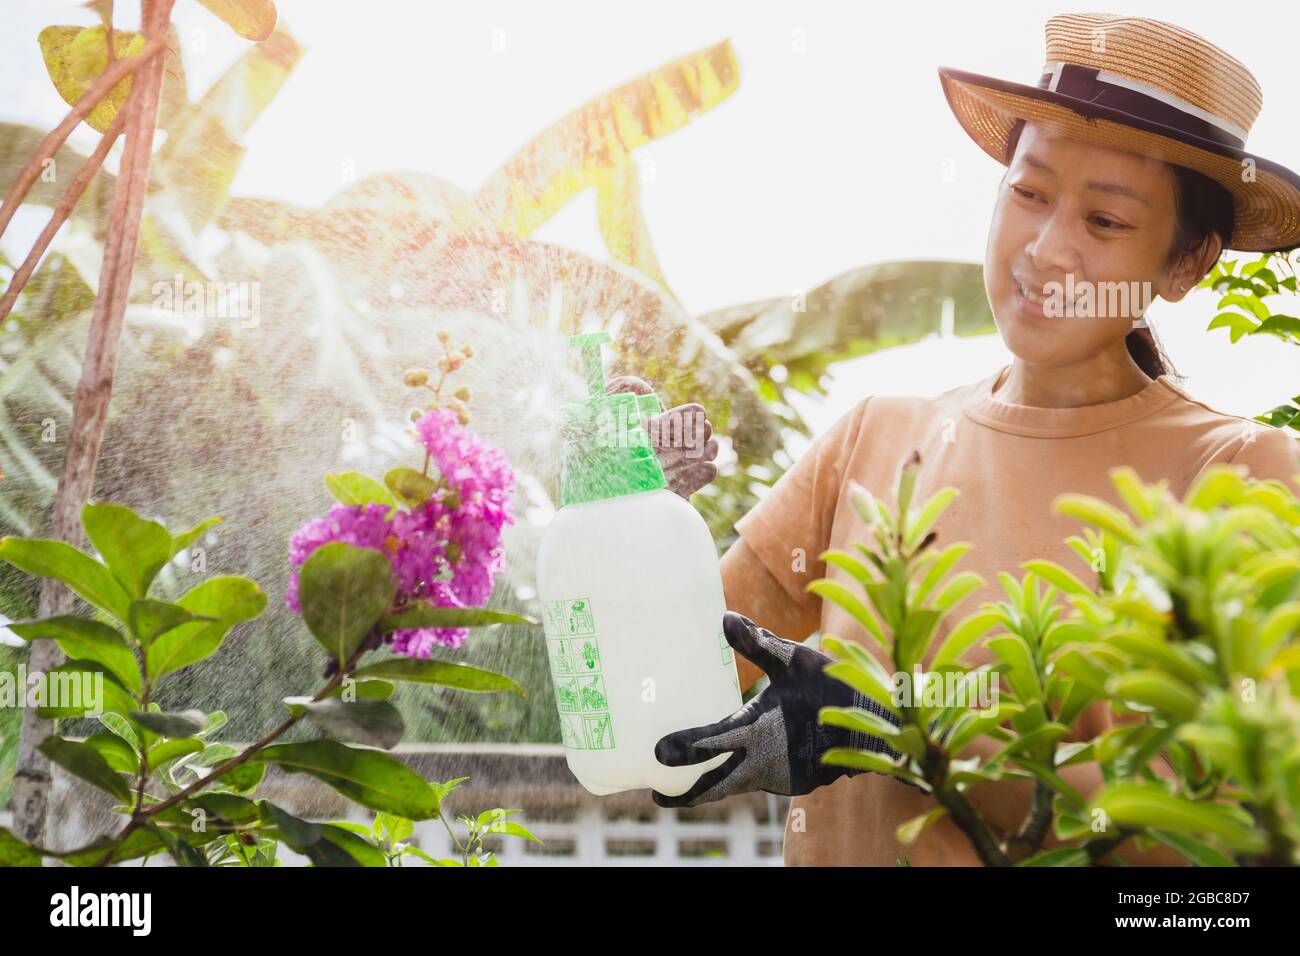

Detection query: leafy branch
(813, 451), (1300, 866)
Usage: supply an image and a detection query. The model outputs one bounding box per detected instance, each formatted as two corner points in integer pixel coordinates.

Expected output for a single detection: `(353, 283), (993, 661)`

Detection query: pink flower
(285, 502), (393, 613)
(286, 410), (516, 659)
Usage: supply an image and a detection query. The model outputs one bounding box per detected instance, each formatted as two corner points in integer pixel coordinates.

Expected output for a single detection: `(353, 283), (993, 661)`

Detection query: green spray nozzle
(569, 331), (611, 396)
(559, 332), (667, 506)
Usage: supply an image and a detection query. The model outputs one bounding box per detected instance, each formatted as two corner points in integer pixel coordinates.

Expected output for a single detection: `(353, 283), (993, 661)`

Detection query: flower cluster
(287, 334), (514, 658)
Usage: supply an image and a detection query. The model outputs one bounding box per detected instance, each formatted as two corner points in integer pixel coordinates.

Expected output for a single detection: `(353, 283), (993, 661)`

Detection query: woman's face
(984, 121), (1186, 368)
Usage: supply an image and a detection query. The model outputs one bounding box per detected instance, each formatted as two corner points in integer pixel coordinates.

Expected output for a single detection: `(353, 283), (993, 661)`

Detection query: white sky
(3, 0), (1298, 447)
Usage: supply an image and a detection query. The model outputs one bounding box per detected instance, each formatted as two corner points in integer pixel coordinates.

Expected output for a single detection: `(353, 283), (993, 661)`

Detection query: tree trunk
(12, 0), (175, 849)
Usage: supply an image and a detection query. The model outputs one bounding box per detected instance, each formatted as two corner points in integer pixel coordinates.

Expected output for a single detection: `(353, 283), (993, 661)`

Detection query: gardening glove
(650, 611), (902, 808)
(605, 375), (719, 498)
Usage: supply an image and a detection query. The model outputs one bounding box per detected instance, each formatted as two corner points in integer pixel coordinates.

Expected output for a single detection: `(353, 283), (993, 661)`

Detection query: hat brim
(939, 66), (1300, 253)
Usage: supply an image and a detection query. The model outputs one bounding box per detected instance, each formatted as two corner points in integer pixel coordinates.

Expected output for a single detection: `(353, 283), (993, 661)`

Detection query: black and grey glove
(651, 611), (901, 808)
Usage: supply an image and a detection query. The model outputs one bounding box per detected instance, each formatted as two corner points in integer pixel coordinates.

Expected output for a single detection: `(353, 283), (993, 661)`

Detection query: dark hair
(1001, 117), (1235, 379)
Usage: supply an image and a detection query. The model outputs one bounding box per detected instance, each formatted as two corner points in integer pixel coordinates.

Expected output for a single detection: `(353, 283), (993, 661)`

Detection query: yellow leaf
(475, 39), (740, 241)
(197, 0), (278, 42)
(38, 25), (146, 133)
(896, 806), (947, 845)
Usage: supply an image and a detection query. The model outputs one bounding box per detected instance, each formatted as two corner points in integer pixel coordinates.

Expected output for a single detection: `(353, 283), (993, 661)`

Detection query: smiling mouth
(1015, 279), (1078, 313)
(1017, 281), (1049, 306)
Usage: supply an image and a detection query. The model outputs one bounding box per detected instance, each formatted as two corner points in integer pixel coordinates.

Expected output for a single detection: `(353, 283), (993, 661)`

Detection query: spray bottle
(536, 332), (743, 796)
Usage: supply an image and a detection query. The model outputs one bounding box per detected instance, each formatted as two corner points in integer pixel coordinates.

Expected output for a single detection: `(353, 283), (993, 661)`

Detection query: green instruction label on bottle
(544, 598), (615, 751)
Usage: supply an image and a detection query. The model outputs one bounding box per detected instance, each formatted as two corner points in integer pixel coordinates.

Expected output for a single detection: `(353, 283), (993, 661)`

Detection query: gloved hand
(605, 375), (718, 499)
(651, 611), (902, 808)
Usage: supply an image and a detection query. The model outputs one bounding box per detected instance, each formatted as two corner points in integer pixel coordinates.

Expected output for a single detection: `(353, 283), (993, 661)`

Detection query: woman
(615, 13), (1300, 866)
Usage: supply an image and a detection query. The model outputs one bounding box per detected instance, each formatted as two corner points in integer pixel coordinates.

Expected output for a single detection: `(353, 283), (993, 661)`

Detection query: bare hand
(605, 375), (720, 499)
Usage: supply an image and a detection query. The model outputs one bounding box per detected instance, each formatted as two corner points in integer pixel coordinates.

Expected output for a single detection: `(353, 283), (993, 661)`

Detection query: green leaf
(1018, 848), (1089, 867)
(933, 611), (1001, 668)
(216, 762), (266, 794)
(259, 801), (363, 867)
(58, 826), (167, 867)
(82, 502), (173, 600)
(186, 793), (261, 825)
(1106, 671), (1200, 722)
(986, 633), (1041, 701)
(995, 723), (1067, 763)
(1053, 495), (1139, 544)
(39, 735), (132, 803)
(818, 704), (901, 739)
(35, 663), (133, 719)
(352, 657), (526, 697)
(169, 517), (222, 560)
(945, 701), (1020, 755)
(485, 819), (544, 845)
(1108, 467), (1157, 522)
(249, 739), (442, 820)
(820, 747), (923, 787)
(325, 471), (400, 516)
(1216, 292), (1270, 321)
(820, 634), (898, 696)
(83, 732), (138, 774)
(1103, 631), (1216, 688)
(156, 828), (212, 868)
(1020, 560), (1093, 597)
(1091, 784), (1266, 853)
(377, 813), (415, 843)
(8, 615), (140, 693)
(0, 536), (131, 622)
(284, 696), (406, 749)
(1207, 311), (1258, 342)
(196, 0), (279, 41)
(128, 599), (217, 645)
(821, 658), (899, 715)
(375, 601), (537, 633)
(914, 542), (973, 606)
(299, 543), (396, 666)
(805, 579), (887, 651)
(198, 710), (229, 737)
(820, 549), (879, 587)
(384, 467), (439, 507)
(895, 608), (942, 672)
(324, 679), (395, 701)
(1250, 315), (1300, 342)
(99, 713), (142, 755)
(148, 737), (205, 768)
(1150, 830), (1236, 867)
(0, 828), (43, 867)
(932, 572), (982, 614)
(319, 825), (388, 867)
(131, 709), (206, 738)
(896, 807), (948, 846)
(904, 488), (958, 551)
(146, 576), (266, 680)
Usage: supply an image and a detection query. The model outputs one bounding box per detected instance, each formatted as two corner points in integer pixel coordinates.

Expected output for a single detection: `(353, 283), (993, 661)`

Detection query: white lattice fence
(30, 744), (791, 866)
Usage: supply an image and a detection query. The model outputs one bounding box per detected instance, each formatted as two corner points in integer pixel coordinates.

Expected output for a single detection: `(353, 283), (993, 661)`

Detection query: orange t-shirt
(721, 363), (1300, 866)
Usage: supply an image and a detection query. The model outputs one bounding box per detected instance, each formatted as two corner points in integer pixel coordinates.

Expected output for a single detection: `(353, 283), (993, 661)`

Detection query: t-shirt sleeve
(732, 397), (872, 626)
(1228, 425), (1300, 491)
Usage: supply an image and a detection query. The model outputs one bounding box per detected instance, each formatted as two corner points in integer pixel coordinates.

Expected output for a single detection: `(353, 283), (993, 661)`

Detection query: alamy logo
(152, 273), (260, 329)
(49, 886), (152, 936)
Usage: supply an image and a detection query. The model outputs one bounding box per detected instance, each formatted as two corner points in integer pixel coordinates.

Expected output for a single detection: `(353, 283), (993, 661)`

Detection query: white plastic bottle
(536, 332), (742, 796)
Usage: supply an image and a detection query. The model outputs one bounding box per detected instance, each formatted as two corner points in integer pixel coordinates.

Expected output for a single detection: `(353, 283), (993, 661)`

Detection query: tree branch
(12, 0), (175, 849)
(0, 38), (162, 239)
(0, 109), (127, 321)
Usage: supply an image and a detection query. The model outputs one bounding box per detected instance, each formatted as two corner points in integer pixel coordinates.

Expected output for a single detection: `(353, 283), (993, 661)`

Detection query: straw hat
(939, 12), (1300, 252)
